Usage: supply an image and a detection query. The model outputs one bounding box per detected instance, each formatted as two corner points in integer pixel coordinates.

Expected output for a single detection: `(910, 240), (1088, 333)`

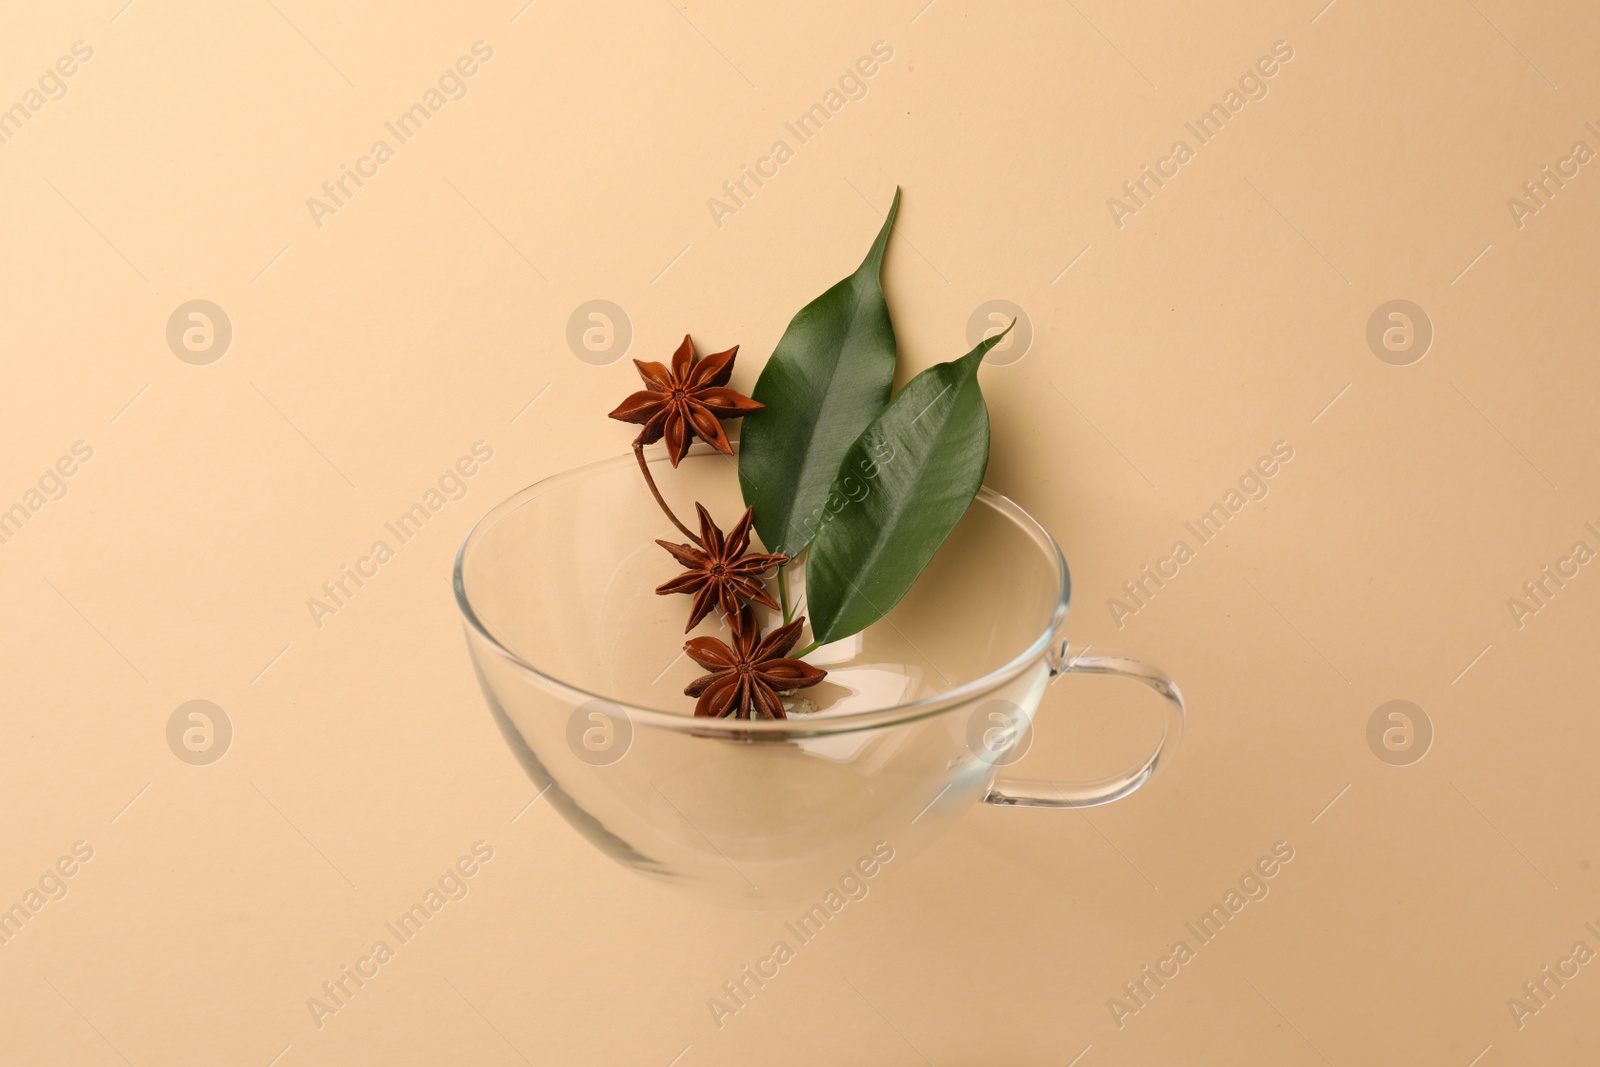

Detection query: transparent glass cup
(454, 444), (1184, 906)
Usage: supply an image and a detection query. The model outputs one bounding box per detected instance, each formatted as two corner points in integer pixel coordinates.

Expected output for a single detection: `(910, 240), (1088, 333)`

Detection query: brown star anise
(684, 607), (827, 719)
(657, 504), (788, 631)
(607, 334), (762, 467)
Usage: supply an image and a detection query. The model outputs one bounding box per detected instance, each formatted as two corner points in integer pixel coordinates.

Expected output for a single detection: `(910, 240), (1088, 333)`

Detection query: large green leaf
(804, 330), (1005, 645)
(738, 188), (901, 557)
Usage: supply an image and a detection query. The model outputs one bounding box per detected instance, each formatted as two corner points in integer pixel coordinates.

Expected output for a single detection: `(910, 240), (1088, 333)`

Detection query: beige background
(3, 0), (1599, 1063)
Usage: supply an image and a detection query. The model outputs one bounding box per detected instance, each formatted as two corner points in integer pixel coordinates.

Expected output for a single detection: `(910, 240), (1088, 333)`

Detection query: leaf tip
(860, 187), (902, 277)
(967, 319), (1015, 364)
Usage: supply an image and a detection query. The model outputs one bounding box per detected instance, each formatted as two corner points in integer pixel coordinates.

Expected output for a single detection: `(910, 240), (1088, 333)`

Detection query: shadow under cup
(455, 446), (1179, 905)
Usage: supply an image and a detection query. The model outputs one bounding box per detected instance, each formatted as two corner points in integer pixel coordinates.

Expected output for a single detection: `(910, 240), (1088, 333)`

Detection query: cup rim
(453, 445), (1072, 737)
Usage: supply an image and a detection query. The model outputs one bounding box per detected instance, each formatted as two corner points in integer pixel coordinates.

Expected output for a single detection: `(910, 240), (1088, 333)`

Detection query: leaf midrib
(777, 274), (890, 548)
(818, 374), (973, 632)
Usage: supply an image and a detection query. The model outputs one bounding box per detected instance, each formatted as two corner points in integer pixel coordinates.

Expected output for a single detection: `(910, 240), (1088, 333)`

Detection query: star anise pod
(684, 607), (826, 720)
(607, 334), (762, 467)
(657, 504), (787, 631)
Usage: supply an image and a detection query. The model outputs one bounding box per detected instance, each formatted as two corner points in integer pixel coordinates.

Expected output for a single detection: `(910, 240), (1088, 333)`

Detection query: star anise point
(608, 335), (762, 467)
(683, 607), (826, 720)
(656, 505), (787, 632)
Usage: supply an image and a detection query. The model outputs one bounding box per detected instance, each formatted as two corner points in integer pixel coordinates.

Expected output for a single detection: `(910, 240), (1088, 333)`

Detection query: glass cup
(455, 444), (1183, 906)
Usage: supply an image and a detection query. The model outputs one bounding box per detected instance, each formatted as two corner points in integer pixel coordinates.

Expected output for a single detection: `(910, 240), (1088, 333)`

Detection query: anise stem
(634, 443), (702, 545)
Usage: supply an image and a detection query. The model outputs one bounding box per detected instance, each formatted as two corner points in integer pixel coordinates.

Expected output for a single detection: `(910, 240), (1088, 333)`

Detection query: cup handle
(983, 646), (1185, 809)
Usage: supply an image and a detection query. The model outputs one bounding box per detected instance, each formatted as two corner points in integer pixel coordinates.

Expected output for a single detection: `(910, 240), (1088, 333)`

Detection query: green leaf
(804, 329), (1006, 646)
(738, 188), (901, 557)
